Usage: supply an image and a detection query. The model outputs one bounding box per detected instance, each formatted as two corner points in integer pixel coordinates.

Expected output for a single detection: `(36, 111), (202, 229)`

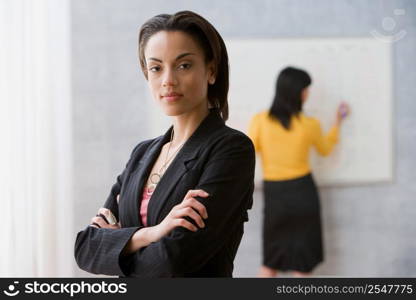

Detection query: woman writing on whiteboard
(248, 66), (349, 277)
(74, 11), (255, 277)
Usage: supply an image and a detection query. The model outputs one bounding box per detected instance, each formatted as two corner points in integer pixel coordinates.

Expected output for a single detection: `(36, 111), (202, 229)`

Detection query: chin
(160, 105), (187, 117)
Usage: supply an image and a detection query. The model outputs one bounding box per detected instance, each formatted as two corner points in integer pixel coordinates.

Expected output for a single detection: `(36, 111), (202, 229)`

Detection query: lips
(162, 92), (183, 102)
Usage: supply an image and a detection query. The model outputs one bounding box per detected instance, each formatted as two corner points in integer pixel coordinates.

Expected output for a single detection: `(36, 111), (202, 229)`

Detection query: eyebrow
(147, 52), (195, 63)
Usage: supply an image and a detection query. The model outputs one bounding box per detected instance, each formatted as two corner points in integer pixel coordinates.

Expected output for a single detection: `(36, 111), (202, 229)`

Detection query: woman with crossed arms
(74, 11), (255, 277)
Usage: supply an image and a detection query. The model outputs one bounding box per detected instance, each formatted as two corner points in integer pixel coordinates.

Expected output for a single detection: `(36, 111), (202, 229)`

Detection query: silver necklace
(147, 129), (185, 195)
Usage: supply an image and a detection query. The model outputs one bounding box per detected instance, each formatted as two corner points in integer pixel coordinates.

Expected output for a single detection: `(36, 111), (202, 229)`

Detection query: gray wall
(72, 0), (416, 277)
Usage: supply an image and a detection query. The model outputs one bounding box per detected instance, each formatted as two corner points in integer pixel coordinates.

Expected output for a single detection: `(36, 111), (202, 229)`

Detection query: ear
(301, 87), (309, 102)
(207, 61), (216, 85)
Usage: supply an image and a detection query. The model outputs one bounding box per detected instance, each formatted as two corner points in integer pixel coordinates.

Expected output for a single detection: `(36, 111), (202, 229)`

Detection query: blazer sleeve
(74, 141), (147, 276)
(120, 133), (255, 277)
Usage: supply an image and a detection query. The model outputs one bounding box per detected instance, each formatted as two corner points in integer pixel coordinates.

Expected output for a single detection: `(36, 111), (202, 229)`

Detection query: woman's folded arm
(120, 133), (255, 277)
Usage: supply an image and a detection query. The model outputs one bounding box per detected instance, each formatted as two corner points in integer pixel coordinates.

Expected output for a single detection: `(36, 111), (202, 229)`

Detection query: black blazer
(74, 108), (255, 277)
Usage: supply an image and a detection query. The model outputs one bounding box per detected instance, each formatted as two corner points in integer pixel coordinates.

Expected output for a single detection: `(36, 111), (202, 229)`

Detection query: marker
(339, 103), (348, 119)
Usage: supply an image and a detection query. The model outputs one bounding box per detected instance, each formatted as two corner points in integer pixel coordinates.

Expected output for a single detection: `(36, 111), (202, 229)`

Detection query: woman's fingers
(184, 189), (209, 199)
(181, 189), (209, 219)
(97, 208), (110, 223)
(338, 102), (350, 119)
(91, 216), (106, 228)
(97, 213), (109, 224)
(157, 189), (210, 237)
(180, 197), (208, 219)
(173, 218), (198, 232)
(97, 208), (117, 225)
(174, 207), (205, 228)
(90, 214), (120, 229)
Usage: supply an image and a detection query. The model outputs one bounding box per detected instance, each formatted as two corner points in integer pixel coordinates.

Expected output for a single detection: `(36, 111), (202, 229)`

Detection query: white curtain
(0, 0), (73, 276)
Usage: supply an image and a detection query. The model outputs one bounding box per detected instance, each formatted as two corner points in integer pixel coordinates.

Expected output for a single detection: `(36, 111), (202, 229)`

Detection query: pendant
(147, 183), (156, 195)
(150, 173), (161, 184)
(147, 173), (161, 196)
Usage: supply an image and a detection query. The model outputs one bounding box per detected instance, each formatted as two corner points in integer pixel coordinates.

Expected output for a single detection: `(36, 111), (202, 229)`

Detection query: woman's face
(144, 30), (215, 116)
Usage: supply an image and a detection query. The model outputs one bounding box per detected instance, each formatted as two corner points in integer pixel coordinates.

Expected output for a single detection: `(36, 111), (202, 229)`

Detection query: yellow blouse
(248, 111), (339, 181)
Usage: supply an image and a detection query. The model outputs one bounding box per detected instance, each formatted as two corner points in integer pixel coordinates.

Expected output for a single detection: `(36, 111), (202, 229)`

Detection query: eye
(149, 65), (161, 72)
(178, 63), (191, 70)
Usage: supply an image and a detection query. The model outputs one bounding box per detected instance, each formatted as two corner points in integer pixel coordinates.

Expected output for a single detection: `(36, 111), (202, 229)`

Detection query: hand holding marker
(336, 102), (350, 125)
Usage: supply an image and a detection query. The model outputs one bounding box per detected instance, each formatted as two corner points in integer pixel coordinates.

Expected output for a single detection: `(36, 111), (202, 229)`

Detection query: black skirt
(262, 173), (323, 273)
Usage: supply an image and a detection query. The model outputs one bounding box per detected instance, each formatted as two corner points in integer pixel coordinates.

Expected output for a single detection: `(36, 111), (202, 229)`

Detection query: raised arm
(312, 102), (350, 156)
(312, 119), (339, 156)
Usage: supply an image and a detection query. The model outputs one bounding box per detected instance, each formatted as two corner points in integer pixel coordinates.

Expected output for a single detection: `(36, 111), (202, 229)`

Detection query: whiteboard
(225, 38), (393, 186)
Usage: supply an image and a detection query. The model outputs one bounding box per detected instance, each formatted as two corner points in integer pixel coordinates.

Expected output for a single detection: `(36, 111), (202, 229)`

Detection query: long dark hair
(269, 67), (312, 129)
(138, 11), (229, 121)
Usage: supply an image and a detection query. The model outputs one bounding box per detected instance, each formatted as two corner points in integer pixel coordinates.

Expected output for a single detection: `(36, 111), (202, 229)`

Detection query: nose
(162, 69), (178, 87)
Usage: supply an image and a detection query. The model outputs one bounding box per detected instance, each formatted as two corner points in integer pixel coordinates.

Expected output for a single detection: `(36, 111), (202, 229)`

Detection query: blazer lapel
(120, 130), (171, 228)
(146, 108), (225, 226)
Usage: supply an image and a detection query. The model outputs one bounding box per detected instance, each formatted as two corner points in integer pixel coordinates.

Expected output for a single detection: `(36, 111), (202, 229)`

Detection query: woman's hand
(336, 102), (350, 125)
(122, 189), (210, 256)
(150, 189), (209, 242)
(90, 207), (120, 229)
(120, 190), (209, 256)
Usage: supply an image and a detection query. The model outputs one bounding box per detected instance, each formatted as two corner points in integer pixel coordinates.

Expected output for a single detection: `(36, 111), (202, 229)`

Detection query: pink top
(140, 187), (152, 226)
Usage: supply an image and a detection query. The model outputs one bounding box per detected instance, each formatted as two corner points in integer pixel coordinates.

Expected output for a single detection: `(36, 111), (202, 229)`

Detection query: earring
(209, 78), (215, 85)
